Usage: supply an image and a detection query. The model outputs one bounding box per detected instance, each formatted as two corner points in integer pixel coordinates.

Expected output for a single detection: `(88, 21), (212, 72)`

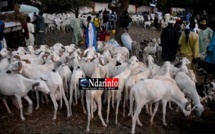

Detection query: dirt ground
(1, 25), (215, 134)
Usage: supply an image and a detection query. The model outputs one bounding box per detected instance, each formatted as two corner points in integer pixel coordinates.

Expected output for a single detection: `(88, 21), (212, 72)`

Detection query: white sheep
(69, 56), (86, 115)
(129, 62), (191, 134)
(0, 73), (50, 120)
(40, 70), (71, 120)
(123, 67), (152, 116)
(86, 62), (107, 132)
(106, 57), (140, 124)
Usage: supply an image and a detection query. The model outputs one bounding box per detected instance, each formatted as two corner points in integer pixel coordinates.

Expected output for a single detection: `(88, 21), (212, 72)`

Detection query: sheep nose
(6, 70), (11, 74)
(116, 61), (121, 66)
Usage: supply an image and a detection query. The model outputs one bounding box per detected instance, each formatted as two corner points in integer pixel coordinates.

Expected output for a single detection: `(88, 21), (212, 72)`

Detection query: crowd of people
(72, 9), (119, 51)
(160, 14), (215, 76)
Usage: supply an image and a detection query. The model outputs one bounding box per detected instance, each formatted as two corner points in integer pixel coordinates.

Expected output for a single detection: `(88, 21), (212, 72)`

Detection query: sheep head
(34, 80), (50, 94)
(8, 61), (23, 73)
(0, 48), (10, 58)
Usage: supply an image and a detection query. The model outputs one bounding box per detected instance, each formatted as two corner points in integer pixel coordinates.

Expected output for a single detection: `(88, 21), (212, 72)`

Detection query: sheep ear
(32, 82), (40, 90)
(186, 59), (191, 64)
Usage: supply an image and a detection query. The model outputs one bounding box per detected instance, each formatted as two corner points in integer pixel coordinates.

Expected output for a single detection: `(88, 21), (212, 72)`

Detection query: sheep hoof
(163, 123), (168, 127)
(21, 117), (25, 121)
(52, 117), (56, 120)
(103, 123), (107, 127)
(115, 122), (119, 125)
(35, 106), (39, 110)
(25, 112), (32, 116)
(138, 123), (143, 127)
(128, 113), (131, 117)
(86, 128), (90, 133)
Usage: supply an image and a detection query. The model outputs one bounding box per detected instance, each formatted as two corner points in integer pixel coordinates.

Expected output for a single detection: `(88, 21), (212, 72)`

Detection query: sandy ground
(1, 25), (215, 134)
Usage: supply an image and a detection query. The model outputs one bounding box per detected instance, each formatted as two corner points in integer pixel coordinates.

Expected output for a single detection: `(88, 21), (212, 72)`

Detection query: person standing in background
(34, 11), (46, 45)
(24, 16), (35, 46)
(71, 16), (84, 46)
(0, 20), (5, 50)
(102, 10), (109, 31)
(109, 11), (117, 30)
(85, 16), (97, 51)
(198, 19), (213, 57)
(204, 23), (215, 78)
(178, 20), (200, 71)
(93, 13), (101, 39)
(161, 20), (180, 62)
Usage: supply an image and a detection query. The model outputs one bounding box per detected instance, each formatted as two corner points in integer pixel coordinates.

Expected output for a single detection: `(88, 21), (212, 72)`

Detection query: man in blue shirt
(0, 20), (5, 50)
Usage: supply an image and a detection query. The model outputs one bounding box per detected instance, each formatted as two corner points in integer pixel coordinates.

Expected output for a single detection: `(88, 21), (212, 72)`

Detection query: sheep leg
(175, 106), (180, 112)
(63, 78), (68, 97)
(162, 100), (168, 126)
(128, 89), (134, 117)
(62, 86), (71, 118)
(115, 93), (121, 124)
(69, 81), (74, 116)
(90, 96), (94, 118)
(59, 97), (63, 110)
(145, 104), (149, 114)
(106, 91), (111, 123)
(112, 90), (115, 109)
(168, 101), (173, 110)
(81, 90), (87, 114)
(75, 86), (78, 105)
(123, 85), (128, 117)
(96, 95), (107, 127)
(23, 95), (33, 115)
(150, 102), (159, 125)
(2, 98), (12, 114)
(103, 90), (107, 104)
(41, 93), (45, 104)
(149, 103), (153, 115)
(44, 94), (50, 104)
(50, 93), (58, 120)
(15, 95), (25, 121)
(86, 92), (91, 132)
(35, 90), (40, 110)
(131, 104), (143, 134)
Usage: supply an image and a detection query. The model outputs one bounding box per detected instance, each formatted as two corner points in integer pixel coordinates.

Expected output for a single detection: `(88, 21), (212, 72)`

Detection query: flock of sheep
(0, 39), (215, 133)
(41, 12), (179, 34)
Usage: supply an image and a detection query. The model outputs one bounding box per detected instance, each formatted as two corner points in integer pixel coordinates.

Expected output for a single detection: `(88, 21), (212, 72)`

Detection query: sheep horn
(21, 59), (31, 64)
(13, 55), (21, 61)
(80, 52), (84, 58)
(185, 102), (191, 111)
(7, 47), (12, 53)
(65, 56), (69, 63)
(84, 51), (89, 57)
(191, 105), (197, 111)
(45, 52), (50, 55)
(42, 54), (49, 61)
(35, 50), (43, 55)
(16, 61), (23, 72)
(32, 82), (40, 90)
(40, 77), (47, 81)
(98, 57), (104, 66)
(51, 55), (55, 62)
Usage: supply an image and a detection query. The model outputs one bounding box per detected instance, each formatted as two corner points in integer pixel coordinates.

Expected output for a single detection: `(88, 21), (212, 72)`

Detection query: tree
(42, 0), (92, 17)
